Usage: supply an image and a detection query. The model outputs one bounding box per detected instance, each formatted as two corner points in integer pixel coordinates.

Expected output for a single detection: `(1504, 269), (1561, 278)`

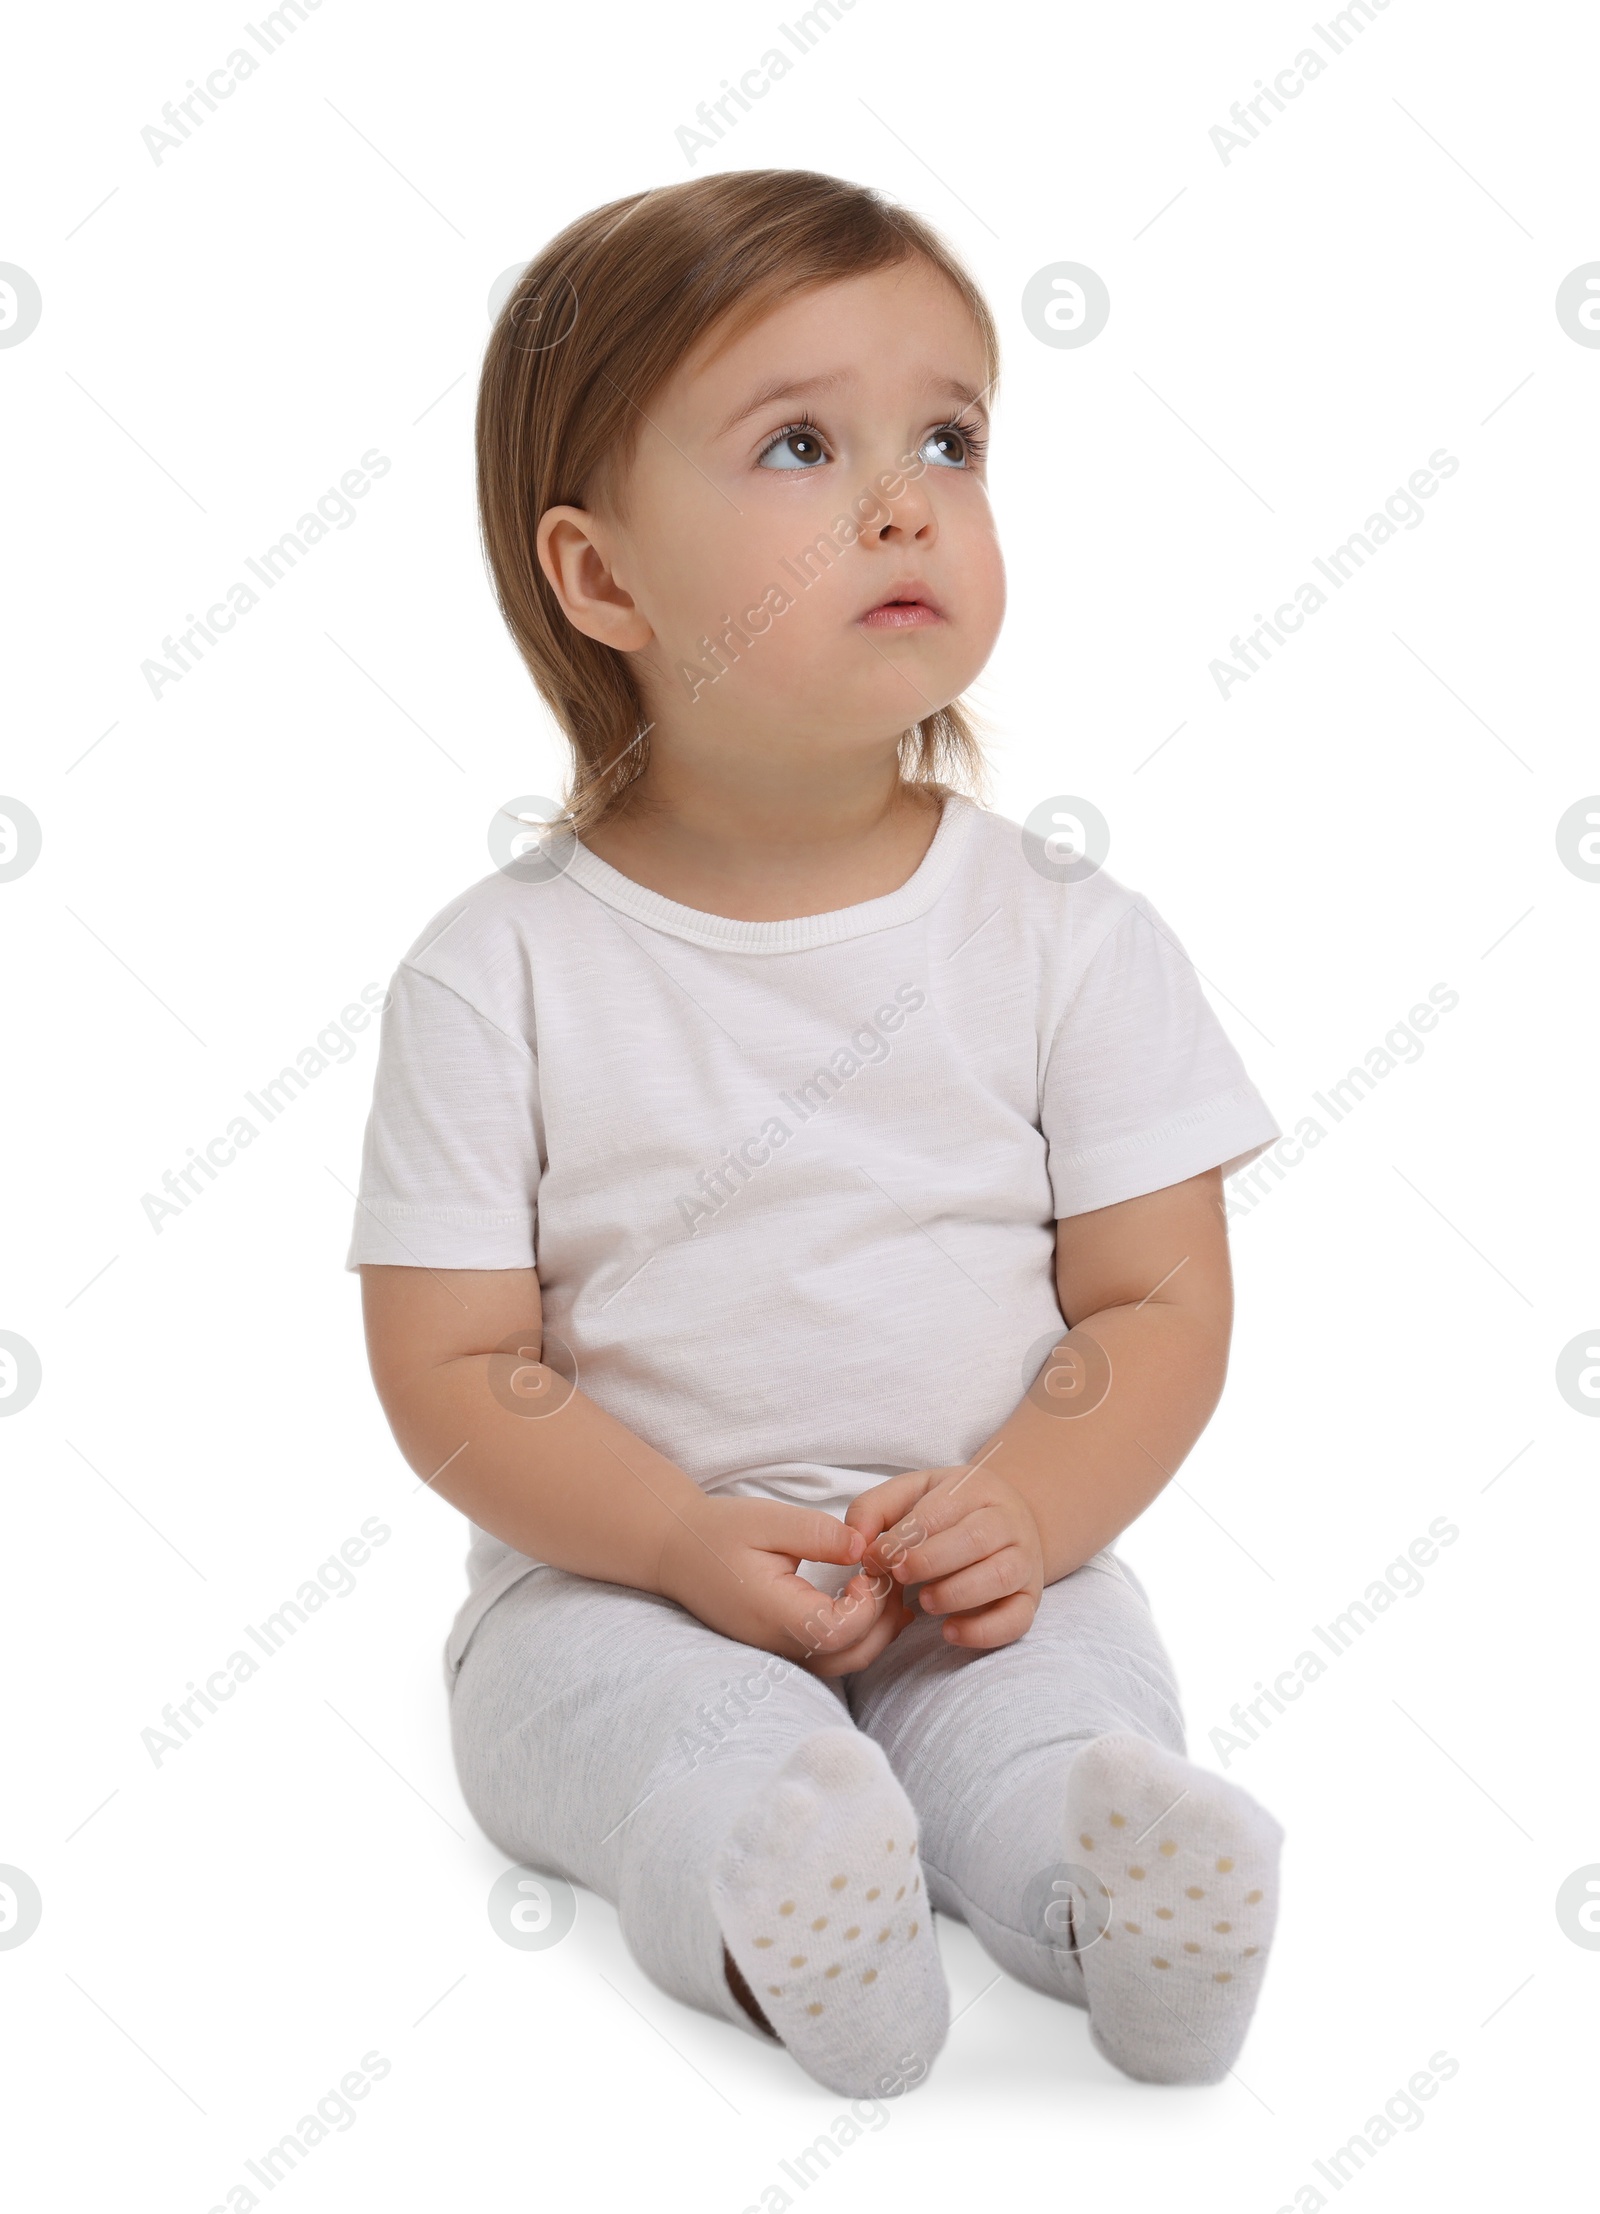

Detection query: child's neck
(581, 772), (944, 925)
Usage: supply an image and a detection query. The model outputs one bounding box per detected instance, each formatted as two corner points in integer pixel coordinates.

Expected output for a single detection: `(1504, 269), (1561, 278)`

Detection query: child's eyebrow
(716, 371), (850, 438)
(715, 370), (988, 441)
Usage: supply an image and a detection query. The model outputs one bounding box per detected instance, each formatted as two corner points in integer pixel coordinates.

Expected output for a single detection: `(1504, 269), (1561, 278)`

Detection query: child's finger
(937, 1590), (1037, 1650)
(843, 1471), (932, 1548)
(804, 1591), (915, 1677)
(918, 1544), (1032, 1619)
(769, 1568), (884, 1660)
(748, 1502), (867, 1569)
(886, 1505), (1005, 1586)
(824, 1569), (899, 1647)
(863, 1474), (973, 1572)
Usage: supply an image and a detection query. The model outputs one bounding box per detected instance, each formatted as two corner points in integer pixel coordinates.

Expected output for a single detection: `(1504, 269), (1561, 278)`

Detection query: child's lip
(857, 592), (945, 629)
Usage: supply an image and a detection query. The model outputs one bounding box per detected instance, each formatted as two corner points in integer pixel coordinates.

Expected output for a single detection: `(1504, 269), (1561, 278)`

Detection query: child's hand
(847, 1465), (1045, 1651)
(658, 1495), (909, 1672)
(800, 1562), (917, 1679)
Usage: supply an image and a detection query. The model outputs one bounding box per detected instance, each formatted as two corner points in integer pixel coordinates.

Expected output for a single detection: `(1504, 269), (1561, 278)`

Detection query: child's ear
(535, 505), (653, 651)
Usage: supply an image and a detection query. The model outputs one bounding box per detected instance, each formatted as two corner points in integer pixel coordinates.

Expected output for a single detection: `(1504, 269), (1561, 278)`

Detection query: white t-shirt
(346, 793), (1279, 1677)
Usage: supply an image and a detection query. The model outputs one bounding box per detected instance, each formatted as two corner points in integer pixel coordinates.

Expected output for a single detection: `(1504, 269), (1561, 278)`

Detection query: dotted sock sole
(1063, 1734), (1282, 2085)
(711, 1729), (948, 2099)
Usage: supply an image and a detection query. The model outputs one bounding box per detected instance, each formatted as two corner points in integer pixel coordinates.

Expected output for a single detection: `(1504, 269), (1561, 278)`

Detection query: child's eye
(919, 418), (988, 469)
(757, 421), (831, 470)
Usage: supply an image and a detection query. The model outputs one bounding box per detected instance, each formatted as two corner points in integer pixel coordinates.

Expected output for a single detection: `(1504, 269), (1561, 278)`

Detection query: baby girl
(349, 166), (1284, 2100)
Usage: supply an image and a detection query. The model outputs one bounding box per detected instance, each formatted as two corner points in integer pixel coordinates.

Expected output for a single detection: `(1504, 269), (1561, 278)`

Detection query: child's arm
(359, 1262), (892, 1663)
(846, 1167), (1232, 1648)
(1002, 1163), (1233, 1579)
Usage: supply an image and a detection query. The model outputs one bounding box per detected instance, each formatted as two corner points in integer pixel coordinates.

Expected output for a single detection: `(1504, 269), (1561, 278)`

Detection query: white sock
(711, 1730), (948, 2098)
(1062, 1733), (1282, 2084)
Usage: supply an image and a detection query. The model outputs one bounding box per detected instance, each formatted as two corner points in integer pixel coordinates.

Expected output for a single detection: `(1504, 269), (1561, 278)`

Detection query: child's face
(563, 257), (1005, 769)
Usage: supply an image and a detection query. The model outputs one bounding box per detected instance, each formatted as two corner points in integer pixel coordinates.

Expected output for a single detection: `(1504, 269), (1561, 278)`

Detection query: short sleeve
(343, 962), (542, 1271)
(1041, 892), (1280, 1218)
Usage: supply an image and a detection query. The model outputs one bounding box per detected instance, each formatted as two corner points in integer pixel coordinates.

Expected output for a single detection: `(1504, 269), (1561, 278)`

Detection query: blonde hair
(475, 169), (998, 833)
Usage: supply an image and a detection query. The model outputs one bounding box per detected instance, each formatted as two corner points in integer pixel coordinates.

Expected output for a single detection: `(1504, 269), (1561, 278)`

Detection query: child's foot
(711, 1729), (947, 2098)
(1063, 1734), (1282, 2085)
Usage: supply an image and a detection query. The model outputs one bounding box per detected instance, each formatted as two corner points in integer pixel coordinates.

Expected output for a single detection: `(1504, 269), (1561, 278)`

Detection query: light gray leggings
(448, 1550), (1184, 2037)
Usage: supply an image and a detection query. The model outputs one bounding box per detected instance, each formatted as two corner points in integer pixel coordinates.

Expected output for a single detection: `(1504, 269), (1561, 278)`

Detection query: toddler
(350, 168), (1284, 2100)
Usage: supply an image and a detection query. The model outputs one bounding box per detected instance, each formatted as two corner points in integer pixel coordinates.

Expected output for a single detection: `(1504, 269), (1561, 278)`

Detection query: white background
(2, 0), (1595, 2207)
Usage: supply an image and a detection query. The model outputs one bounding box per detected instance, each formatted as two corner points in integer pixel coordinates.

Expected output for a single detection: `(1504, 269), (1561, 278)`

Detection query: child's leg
(449, 1566), (948, 2094)
(846, 1551), (1282, 2085)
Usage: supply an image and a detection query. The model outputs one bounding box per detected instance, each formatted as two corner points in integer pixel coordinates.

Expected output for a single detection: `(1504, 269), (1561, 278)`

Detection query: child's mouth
(857, 595), (943, 630)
